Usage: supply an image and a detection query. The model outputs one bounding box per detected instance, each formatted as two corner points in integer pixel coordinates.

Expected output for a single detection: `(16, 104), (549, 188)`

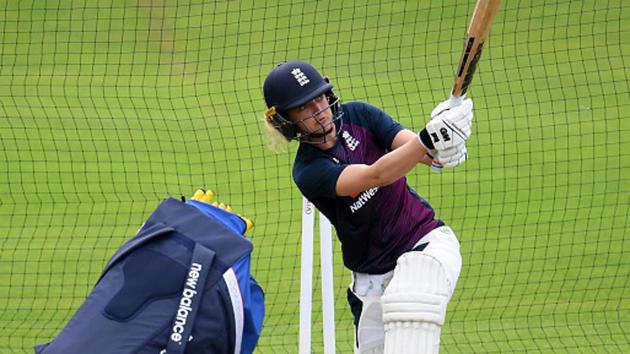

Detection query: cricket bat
(431, 0), (500, 172)
(451, 0), (501, 102)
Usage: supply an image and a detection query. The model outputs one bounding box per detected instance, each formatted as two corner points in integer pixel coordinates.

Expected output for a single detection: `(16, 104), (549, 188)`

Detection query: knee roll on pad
(382, 251), (449, 325)
(381, 252), (450, 354)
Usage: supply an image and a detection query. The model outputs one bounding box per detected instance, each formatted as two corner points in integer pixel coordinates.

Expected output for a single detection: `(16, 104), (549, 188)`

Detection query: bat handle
(431, 161), (443, 173)
(448, 93), (465, 107)
(427, 152), (443, 173)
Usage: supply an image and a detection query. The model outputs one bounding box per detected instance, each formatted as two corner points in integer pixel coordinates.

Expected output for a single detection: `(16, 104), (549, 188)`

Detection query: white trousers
(348, 226), (462, 353)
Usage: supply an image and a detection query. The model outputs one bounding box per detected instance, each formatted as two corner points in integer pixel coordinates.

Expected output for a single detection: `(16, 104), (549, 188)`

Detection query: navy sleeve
(352, 102), (405, 150)
(293, 156), (347, 199)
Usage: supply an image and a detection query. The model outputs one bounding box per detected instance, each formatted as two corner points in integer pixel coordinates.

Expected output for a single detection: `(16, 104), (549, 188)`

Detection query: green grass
(1, 0), (629, 352)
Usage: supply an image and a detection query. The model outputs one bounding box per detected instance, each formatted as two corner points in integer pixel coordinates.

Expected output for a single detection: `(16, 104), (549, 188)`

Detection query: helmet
(263, 60), (342, 142)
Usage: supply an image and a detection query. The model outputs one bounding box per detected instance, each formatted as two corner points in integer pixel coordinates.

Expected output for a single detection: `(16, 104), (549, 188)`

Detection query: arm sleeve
(293, 157), (347, 199)
(358, 102), (405, 150)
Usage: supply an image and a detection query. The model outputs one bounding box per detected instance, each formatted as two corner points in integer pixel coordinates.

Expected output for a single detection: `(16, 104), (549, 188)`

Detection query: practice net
(1, 0), (628, 352)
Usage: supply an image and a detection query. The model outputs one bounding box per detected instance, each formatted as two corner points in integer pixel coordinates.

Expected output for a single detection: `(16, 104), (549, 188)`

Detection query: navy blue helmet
(263, 60), (342, 142)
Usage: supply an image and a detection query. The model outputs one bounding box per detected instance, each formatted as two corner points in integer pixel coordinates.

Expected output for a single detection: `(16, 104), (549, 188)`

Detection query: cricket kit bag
(35, 197), (264, 354)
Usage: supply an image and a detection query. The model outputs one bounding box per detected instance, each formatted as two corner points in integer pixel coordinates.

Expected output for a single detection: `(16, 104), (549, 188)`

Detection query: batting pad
(381, 251), (450, 354)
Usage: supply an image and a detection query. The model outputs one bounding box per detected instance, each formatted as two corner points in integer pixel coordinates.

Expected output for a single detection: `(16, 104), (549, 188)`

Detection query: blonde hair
(263, 116), (291, 153)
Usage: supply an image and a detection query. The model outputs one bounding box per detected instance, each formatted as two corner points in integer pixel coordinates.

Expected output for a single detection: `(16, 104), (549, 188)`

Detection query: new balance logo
(170, 262), (202, 345)
(291, 68), (310, 86)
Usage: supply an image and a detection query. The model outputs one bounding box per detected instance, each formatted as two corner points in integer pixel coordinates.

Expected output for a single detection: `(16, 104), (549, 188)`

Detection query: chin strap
(298, 113), (344, 145)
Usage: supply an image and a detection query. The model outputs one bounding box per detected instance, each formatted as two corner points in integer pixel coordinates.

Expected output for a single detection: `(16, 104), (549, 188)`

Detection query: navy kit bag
(35, 197), (264, 354)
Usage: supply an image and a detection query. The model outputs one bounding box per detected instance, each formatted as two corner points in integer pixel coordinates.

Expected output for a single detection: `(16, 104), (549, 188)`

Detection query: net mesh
(1, 0), (628, 352)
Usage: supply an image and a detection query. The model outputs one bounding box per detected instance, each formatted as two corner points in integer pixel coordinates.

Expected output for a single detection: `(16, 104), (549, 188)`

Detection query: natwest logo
(349, 187), (379, 213)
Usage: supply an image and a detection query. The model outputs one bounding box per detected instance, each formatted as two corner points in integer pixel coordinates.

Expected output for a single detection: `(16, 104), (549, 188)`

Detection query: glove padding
(431, 143), (467, 168)
(191, 189), (254, 233)
(425, 97), (473, 151)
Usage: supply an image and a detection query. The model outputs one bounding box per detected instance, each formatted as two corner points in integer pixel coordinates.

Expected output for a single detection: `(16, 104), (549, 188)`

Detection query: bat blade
(452, 0), (501, 98)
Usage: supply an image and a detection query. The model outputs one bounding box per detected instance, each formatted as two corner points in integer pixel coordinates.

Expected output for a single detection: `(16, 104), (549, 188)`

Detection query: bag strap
(166, 242), (215, 354)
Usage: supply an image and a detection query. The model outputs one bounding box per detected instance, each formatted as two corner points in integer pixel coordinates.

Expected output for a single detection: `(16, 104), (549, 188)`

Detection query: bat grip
(428, 153), (443, 173)
(448, 93), (465, 107)
(431, 161), (443, 173)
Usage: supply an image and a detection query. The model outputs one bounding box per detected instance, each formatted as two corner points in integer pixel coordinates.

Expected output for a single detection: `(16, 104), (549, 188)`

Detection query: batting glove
(418, 96), (473, 153)
(191, 188), (215, 203)
(431, 142), (467, 168)
(191, 188), (254, 233)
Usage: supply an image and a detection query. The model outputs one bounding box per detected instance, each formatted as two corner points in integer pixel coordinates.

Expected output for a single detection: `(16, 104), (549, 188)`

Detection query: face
(286, 94), (335, 141)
